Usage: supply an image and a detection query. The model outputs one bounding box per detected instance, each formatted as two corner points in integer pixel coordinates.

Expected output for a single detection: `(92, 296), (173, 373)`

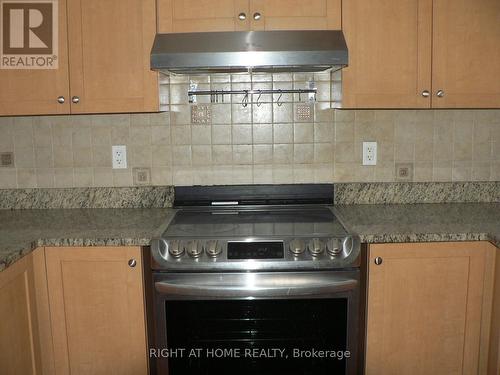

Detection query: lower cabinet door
(0, 248), (54, 375)
(366, 242), (492, 375)
(45, 246), (148, 375)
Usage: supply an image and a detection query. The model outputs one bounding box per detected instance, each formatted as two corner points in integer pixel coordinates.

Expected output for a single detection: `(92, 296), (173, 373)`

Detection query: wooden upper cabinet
(250, 0), (341, 30)
(342, 0), (432, 108)
(0, 0), (70, 116)
(158, 0), (250, 32)
(432, 0), (500, 108)
(45, 247), (148, 375)
(366, 242), (493, 375)
(66, 0), (158, 113)
(0, 249), (54, 375)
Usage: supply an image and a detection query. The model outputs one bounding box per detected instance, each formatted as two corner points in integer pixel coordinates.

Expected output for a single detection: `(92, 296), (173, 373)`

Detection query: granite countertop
(1, 203), (499, 273)
(333, 203), (500, 248)
(0, 208), (176, 272)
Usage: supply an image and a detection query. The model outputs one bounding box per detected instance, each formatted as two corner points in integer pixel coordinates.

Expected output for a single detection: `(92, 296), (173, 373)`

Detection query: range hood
(150, 30), (348, 75)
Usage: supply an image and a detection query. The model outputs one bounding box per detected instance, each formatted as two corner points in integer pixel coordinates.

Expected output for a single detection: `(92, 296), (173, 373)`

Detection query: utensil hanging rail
(188, 88), (317, 106)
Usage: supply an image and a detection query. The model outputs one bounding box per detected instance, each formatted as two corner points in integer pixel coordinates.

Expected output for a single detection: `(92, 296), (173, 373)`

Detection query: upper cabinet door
(158, 0), (250, 32)
(0, 0), (70, 116)
(432, 0), (500, 108)
(342, 0), (432, 108)
(249, 0), (341, 30)
(66, 0), (158, 114)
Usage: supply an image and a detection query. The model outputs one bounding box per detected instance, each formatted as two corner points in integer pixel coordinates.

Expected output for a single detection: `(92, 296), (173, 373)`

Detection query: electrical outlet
(112, 145), (127, 169)
(133, 167), (151, 185)
(362, 142), (377, 166)
(395, 163), (414, 181)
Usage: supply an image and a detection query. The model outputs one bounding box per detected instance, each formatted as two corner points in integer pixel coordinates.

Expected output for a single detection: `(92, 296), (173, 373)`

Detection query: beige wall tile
(73, 147), (92, 168)
(17, 168), (36, 188)
(212, 145), (233, 165)
(14, 147), (35, 168)
(91, 145), (111, 168)
(152, 145), (171, 167)
(232, 125), (252, 144)
(192, 145), (212, 166)
(274, 123), (293, 143)
(35, 147), (53, 168)
(53, 146), (74, 168)
(191, 126), (211, 145)
(253, 124), (273, 144)
(93, 167), (113, 187)
(294, 123), (314, 143)
(74, 168), (94, 187)
(36, 168), (55, 188)
(233, 145), (253, 164)
(253, 144), (273, 164)
(273, 144), (293, 164)
(293, 144), (314, 164)
(112, 169), (133, 186)
(212, 126), (232, 145)
(0, 169), (17, 188)
(54, 168), (74, 188)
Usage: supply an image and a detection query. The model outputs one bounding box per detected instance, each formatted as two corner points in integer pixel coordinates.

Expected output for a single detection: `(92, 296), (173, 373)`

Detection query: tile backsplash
(0, 73), (499, 187)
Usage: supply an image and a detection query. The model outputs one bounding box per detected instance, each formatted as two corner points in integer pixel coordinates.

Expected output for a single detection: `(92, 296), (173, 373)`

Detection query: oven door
(152, 270), (361, 375)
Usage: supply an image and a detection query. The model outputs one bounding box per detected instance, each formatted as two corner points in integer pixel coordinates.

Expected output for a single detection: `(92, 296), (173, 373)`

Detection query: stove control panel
(152, 235), (360, 271)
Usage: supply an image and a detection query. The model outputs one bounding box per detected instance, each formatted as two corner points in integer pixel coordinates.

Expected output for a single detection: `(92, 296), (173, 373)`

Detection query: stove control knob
(327, 239), (342, 256)
(289, 239), (306, 255)
(308, 238), (325, 256)
(186, 240), (203, 258)
(206, 240), (222, 257)
(168, 240), (184, 258)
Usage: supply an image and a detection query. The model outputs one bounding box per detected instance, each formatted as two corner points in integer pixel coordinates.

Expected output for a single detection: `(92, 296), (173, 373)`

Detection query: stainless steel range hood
(150, 30), (348, 75)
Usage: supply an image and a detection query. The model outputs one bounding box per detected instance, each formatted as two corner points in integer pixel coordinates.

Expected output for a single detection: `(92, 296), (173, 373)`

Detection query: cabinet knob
(128, 258), (137, 268)
(253, 12), (262, 20)
(238, 12), (246, 20)
(421, 90), (430, 98)
(436, 90), (445, 98)
(374, 257), (383, 265)
(57, 96), (65, 104)
(71, 96), (80, 104)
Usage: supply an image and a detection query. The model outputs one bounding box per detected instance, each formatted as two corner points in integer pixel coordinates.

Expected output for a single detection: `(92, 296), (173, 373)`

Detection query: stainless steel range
(149, 185), (364, 375)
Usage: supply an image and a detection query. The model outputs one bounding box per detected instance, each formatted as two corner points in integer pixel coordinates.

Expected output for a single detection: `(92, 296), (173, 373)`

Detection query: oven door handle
(155, 272), (358, 300)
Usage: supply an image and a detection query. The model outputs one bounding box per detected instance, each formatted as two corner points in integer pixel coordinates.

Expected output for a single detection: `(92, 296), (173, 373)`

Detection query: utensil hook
(256, 90), (263, 107)
(242, 90), (249, 107)
(276, 89), (283, 107)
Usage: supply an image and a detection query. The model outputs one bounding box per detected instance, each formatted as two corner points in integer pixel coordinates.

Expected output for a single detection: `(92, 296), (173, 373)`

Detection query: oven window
(165, 299), (348, 375)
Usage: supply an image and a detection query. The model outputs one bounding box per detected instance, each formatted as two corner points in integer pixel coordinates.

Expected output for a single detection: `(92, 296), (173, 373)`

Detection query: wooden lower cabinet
(45, 246), (148, 375)
(0, 248), (54, 375)
(366, 242), (497, 375)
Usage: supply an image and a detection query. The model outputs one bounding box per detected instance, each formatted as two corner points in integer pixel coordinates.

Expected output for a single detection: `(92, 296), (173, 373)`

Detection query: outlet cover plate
(362, 142), (377, 166)
(112, 145), (127, 169)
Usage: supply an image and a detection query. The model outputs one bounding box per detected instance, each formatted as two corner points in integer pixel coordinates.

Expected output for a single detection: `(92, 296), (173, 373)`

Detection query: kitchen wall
(0, 72), (499, 188)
